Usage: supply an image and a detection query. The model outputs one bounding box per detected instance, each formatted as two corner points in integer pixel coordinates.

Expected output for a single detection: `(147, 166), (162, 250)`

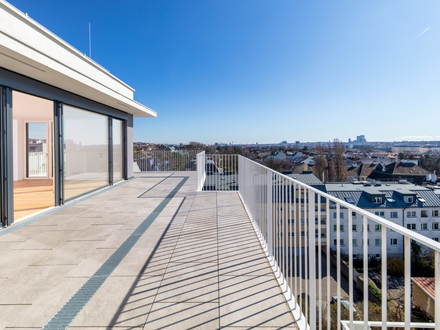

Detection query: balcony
(0, 152), (439, 329)
(0, 171), (296, 329)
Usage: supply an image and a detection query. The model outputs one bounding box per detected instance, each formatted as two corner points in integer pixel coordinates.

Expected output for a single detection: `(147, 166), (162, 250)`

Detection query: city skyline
(8, 0), (440, 144)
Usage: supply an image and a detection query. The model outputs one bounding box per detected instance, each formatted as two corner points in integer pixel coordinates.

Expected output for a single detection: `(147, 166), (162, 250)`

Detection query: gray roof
(326, 183), (440, 209)
(286, 173), (324, 186)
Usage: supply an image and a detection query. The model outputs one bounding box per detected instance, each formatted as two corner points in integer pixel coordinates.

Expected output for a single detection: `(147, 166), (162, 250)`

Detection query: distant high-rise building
(356, 135), (367, 143)
(348, 138), (352, 143)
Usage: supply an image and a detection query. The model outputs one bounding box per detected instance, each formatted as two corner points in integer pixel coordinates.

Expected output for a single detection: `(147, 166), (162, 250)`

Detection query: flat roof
(0, 0), (156, 117)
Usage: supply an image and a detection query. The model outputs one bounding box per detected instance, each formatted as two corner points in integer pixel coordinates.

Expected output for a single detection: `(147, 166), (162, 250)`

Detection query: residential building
(0, 1), (155, 225)
(326, 182), (440, 259)
(411, 277), (435, 321)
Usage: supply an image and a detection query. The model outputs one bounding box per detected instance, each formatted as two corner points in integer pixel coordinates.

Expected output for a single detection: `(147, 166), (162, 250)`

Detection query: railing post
(309, 189), (316, 330)
(436, 250), (440, 330)
(267, 170), (273, 262)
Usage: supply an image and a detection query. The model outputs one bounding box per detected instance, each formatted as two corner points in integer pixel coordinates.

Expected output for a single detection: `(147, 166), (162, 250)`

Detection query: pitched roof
(325, 183), (440, 209)
(286, 173), (324, 186)
(412, 277), (435, 300)
(378, 162), (428, 176)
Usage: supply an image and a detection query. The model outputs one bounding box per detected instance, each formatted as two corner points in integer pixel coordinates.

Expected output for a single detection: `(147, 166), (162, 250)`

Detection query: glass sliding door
(113, 119), (124, 183)
(63, 105), (109, 200)
(12, 90), (54, 221)
(26, 122), (48, 178)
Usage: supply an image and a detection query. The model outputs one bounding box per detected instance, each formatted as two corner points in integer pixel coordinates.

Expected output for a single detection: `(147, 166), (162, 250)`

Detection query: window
(333, 225), (344, 231)
(362, 239), (370, 246)
(340, 239), (344, 246)
(421, 210), (428, 218)
(433, 210), (439, 217)
(301, 231), (305, 237)
(372, 196), (382, 204)
(352, 224), (357, 231)
(301, 218), (305, 224)
(433, 223), (439, 230)
(301, 206), (305, 212)
(375, 211), (385, 218)
(353, 239), (357, 246)
(112, 118), (124, 183)
(375, 239), (381, 246)
(391, 238), (397, 245)
(345, 197), (355, 204)
(375, 224), (382, 231)
(352, 211), (357, 218)
(64, 105), (109, 200)
(407, 211), (416, 218)
(407, 223), (416, 230)
(333, 239), (344, 246)
(435, 238), (439, 242)
(333, 212), (344, 219)
(391, 211), (398, 218)
(315, 205), (318, 211)
(421, 223), (428, 230)
(334, 239), (337, 246)
(404, 196), (414, 203)
(363, 224), (370, 232)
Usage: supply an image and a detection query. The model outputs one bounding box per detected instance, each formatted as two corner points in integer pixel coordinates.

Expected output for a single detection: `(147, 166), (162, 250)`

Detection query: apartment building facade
(326, 182), (440, 259)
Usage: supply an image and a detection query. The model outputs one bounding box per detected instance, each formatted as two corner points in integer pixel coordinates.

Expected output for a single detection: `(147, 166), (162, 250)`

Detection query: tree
(313, 144), (327, 182)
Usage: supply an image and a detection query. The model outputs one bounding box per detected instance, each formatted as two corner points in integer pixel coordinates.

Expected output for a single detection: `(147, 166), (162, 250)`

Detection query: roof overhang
(0, 1), (156, 118)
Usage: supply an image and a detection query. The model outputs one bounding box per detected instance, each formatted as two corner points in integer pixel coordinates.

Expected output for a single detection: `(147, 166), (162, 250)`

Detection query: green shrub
(387, 258), (404, 277)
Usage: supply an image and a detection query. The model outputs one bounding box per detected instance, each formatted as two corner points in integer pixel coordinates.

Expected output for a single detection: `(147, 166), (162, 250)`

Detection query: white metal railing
(196, 151), (205, 191)
(202, 154), (239, 191)
(134, 150), (198, 172)
(28, 152), (47, 177)
(235, 156), (440, 330)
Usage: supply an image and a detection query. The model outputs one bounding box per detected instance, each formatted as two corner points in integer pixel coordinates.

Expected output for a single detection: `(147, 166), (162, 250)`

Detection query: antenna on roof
(89, 23), (92, 59)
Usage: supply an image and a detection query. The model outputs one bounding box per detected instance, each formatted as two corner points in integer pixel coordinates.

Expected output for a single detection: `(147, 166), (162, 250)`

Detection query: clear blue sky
(9, 0), (440, 144)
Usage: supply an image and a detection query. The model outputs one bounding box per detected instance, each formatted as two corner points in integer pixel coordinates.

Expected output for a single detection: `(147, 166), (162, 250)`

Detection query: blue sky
(9, 0), (440, 144)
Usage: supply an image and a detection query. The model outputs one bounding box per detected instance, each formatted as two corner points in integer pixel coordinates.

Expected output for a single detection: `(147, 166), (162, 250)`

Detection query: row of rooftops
(282, 171), (440, 209)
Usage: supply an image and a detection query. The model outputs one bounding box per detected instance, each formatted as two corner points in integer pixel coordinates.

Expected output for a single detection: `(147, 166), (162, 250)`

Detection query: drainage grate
(41, 176), (189, 330)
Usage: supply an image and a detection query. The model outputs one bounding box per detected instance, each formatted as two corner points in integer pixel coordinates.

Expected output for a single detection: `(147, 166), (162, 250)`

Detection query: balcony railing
(134, 150), (198, 172)
(197, 152), (440, 330)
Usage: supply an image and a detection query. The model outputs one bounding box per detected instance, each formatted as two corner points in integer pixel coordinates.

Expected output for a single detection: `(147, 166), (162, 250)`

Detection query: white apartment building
(326, 182), (440, 260)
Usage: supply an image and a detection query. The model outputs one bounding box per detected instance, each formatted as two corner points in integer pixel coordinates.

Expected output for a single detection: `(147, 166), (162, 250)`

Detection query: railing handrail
(238, 155), (440, 252)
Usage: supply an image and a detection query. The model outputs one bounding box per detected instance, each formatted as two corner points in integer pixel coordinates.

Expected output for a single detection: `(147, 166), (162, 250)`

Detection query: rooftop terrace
(0, 172), (296, 329)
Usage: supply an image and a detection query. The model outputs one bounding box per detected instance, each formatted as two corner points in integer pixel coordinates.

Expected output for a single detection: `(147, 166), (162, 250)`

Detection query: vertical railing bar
(294, 182), (298, 310)
(381, 228), (387, 330)
(336, 203), (341, 330)
(299, 185), (302, 314)
(290, 180), (293, 302)
(305, 187), (309, 326)
(404, 236), (410, 330)
(318, 194), (322, 330)
(309, 190), (316, 330)
(326, 198), (330, 330)
(280, 178), (286, 278)
(363, 215), (368, 330)
(349, 208), (354, 330)
(435, 251), (440, 330)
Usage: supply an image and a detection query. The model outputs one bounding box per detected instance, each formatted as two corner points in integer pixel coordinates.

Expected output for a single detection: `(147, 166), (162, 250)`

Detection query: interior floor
(14, 179), (54, 220)
(13, 179), (111, 220)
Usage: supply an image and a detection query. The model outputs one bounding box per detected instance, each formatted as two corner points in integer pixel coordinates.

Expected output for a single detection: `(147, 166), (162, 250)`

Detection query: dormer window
(404, 196), (414, 203)
(372, 196), (382, 204)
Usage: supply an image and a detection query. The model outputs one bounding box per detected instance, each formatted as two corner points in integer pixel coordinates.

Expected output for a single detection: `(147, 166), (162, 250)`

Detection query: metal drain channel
(41, 176), (189, 330)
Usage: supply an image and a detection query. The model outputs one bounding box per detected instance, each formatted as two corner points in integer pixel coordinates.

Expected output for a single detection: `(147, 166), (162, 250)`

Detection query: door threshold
(14, 206), (56, 224)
